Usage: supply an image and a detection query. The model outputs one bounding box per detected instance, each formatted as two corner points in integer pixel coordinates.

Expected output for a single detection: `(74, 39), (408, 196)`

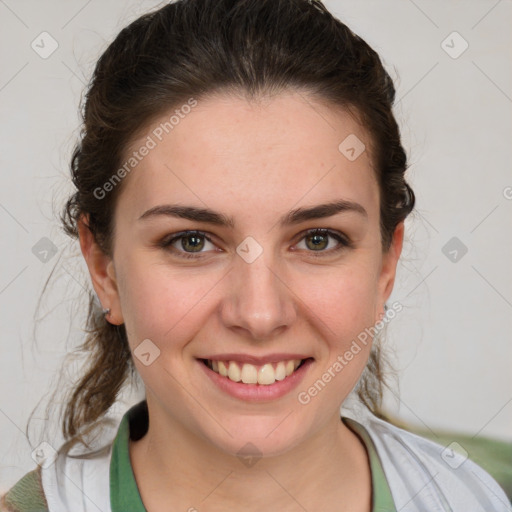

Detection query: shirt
(2, 399), (511, 511)
(109, 400), (397, 511)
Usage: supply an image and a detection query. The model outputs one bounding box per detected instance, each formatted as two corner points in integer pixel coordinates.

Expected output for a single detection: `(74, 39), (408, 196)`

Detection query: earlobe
(78, 215), (123, 325)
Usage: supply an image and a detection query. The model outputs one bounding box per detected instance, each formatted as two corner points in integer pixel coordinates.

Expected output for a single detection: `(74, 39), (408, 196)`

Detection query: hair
(46, 0), (415, 452)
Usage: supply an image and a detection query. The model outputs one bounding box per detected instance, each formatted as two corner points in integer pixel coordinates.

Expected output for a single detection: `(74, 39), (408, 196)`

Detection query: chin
(196, 413), (309, 461)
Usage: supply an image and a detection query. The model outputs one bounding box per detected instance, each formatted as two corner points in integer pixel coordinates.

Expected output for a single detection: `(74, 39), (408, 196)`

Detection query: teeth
(241, 363), (258, 384)
(228, 361), (241, 382)
(275, 361), (286, 381)
(206, 358), (304, 385)
(218, 361), (228, 377)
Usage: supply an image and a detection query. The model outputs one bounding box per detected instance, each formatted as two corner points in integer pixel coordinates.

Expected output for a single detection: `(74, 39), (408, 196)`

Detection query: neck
(129, 398), (371, 512)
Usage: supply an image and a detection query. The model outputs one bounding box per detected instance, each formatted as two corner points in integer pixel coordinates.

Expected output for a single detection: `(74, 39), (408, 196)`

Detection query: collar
(109, 400), (396, 511)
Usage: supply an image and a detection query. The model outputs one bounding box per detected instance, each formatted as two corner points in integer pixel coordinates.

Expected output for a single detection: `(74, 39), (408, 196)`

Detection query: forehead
(116, 91), (379, 225)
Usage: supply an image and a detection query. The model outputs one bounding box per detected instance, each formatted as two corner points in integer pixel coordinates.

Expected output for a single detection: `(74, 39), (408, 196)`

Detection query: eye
(159, 228), (352, 260)
(159, 230), (217, 259)
(294, 228), (351, 256)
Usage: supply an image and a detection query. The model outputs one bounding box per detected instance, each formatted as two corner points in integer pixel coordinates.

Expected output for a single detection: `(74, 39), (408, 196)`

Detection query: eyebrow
(138, 199), (368, 228)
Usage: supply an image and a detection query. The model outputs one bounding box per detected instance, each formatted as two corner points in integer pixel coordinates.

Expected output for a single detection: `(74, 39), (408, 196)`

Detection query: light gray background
(1, 0), (511, 490)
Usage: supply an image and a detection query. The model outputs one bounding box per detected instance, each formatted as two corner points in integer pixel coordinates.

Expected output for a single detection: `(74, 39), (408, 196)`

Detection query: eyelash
(158, 228), (352, 260)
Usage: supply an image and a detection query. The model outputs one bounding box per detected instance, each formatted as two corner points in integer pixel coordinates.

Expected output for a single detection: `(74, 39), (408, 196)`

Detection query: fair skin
(79, 90), (404, 511)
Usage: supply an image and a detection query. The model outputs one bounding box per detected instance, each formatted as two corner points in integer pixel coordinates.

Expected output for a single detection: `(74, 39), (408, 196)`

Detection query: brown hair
(43, 0), (415, 451)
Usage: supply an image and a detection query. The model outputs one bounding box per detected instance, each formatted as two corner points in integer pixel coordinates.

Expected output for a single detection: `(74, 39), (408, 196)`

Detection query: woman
(2, 0), (510, 510)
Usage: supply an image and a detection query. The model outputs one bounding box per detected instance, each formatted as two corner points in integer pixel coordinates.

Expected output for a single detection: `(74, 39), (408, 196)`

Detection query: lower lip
(197, 358), (313, 402)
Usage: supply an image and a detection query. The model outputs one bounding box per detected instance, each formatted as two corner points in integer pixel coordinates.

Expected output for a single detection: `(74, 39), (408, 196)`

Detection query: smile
(201, 358), (306, 385)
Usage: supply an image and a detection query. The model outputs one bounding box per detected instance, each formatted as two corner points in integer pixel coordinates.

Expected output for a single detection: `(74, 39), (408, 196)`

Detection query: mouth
(199, 357), (312, 386)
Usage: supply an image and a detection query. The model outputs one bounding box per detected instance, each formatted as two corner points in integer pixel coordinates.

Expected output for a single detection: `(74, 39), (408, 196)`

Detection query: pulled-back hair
(49, 0), (414, 451)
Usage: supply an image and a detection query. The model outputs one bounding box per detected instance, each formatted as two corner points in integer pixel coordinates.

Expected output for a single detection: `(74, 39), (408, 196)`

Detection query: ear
(375, 221), (404, 322)
(78, 214), (124, 325)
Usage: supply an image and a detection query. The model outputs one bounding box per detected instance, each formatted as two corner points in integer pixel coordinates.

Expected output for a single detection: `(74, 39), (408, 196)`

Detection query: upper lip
(198, 353), (312, 365)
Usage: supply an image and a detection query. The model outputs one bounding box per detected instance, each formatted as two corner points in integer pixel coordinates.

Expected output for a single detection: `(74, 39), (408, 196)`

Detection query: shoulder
(0, 466), (49, 512)
(359, 413), (512, 511)
(1, 410), (131, 512)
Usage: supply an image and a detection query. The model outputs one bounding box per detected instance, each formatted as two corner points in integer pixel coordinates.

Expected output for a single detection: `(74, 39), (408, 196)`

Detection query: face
(81, 90), (403, 458)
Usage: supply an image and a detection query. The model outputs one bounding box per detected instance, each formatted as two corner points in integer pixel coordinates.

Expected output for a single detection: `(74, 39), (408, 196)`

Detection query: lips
(197, 356), (314, 402)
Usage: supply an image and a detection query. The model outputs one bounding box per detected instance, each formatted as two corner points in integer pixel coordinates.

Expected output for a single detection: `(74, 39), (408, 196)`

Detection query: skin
(79, 90), (404, 511)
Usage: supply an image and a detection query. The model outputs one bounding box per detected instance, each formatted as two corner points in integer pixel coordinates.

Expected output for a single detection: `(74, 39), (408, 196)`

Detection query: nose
(220, 252), (297, 341)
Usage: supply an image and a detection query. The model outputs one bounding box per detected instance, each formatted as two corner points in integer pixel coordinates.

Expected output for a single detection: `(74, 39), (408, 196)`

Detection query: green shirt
(110, 401), (397, 511)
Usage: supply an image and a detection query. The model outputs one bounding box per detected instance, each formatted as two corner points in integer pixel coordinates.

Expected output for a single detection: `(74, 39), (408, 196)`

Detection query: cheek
(295, 271), (378, 399)
(115, 257), (218, 346)
(296, 263), (379, 341)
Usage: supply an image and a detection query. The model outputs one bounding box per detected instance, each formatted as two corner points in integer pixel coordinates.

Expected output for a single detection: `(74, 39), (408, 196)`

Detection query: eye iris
(306, 232), (328, 251)
(182, 234), (204, 252)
